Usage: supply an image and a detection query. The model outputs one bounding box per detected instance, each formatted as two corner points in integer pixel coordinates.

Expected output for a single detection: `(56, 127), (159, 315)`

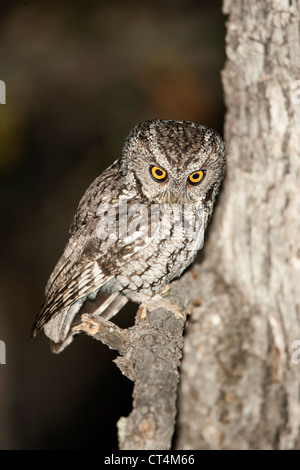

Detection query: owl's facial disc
(144, 161), (208, 204)
(121, 119), (226, 205)
(128, 158), (209, 204)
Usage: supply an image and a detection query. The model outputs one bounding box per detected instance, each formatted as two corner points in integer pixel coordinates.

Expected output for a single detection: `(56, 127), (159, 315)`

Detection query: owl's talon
(160, 284), (171, 298)
(138, 304), (148, 320)
(146, 295), (186, 321)
(172, 305), (186, 321)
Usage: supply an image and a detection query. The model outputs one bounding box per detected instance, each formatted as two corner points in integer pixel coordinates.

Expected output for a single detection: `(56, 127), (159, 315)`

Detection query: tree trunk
(176, 0), (300, 450)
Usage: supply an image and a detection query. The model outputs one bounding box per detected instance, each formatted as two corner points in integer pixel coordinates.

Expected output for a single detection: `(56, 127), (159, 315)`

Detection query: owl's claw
(138, 304), (148, 320)
(160, 284), (171, 298)
(145, 294), (186, 321)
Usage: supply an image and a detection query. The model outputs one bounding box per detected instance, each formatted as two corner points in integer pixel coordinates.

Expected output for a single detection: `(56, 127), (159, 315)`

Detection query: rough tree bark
(75, 273), (196, 450)
(176, 0), (300, 450)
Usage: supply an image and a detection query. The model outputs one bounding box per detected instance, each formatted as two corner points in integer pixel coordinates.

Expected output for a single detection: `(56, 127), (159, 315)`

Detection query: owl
(32, 120), (226, 353)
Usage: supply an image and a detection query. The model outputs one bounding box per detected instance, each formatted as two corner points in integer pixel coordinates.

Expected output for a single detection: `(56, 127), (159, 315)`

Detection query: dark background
(0, 0), (225, 449)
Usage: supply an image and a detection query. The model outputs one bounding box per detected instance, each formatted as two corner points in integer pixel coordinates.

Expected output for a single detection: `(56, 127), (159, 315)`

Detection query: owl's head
(120, 119), (226, 206)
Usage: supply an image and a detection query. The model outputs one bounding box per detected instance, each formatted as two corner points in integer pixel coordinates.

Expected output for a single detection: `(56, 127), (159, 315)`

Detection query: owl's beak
(169, 193), (180, 204)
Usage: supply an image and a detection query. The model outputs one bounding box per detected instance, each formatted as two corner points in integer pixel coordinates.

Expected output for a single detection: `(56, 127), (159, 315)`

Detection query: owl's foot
(144, 294), (186, 320)
(160, 284), (171, 298)
(138, 304), (148, 320)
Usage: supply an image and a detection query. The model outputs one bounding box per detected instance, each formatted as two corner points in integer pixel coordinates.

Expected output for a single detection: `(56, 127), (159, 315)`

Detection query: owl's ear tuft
(120, 126), (137, 176)
(120, 123), (146, 176)
(120, 143), (130, 176)
(120, 155), (128, 176)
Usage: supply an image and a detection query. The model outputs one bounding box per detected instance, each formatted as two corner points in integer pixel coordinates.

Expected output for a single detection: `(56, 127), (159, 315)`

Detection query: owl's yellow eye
(150, 166), (167, 181)
(188, 170), (205, 185)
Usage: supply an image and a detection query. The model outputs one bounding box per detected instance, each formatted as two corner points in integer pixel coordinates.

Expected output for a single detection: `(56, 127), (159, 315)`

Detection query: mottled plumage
(32, 119), (226, 352)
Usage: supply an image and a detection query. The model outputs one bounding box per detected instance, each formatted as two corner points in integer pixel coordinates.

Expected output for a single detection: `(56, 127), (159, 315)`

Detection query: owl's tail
(40, 291), (128, 354)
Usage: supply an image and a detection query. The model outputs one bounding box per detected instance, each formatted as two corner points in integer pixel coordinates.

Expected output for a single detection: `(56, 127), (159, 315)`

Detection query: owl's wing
(32, 184), (159, 350)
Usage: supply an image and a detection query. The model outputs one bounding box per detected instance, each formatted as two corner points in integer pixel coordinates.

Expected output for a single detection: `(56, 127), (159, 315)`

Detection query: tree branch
(74, 269), (199, 450)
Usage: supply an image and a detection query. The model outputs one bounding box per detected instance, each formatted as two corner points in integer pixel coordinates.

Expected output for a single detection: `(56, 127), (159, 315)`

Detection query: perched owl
(32, 120), (226, 353)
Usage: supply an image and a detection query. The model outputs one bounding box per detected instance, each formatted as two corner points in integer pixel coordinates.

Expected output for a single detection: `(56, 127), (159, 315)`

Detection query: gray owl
(32, 120), (226, 353)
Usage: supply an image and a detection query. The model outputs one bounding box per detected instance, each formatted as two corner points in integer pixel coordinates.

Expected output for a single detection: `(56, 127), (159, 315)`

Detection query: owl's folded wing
(31, 197), (158, 350)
